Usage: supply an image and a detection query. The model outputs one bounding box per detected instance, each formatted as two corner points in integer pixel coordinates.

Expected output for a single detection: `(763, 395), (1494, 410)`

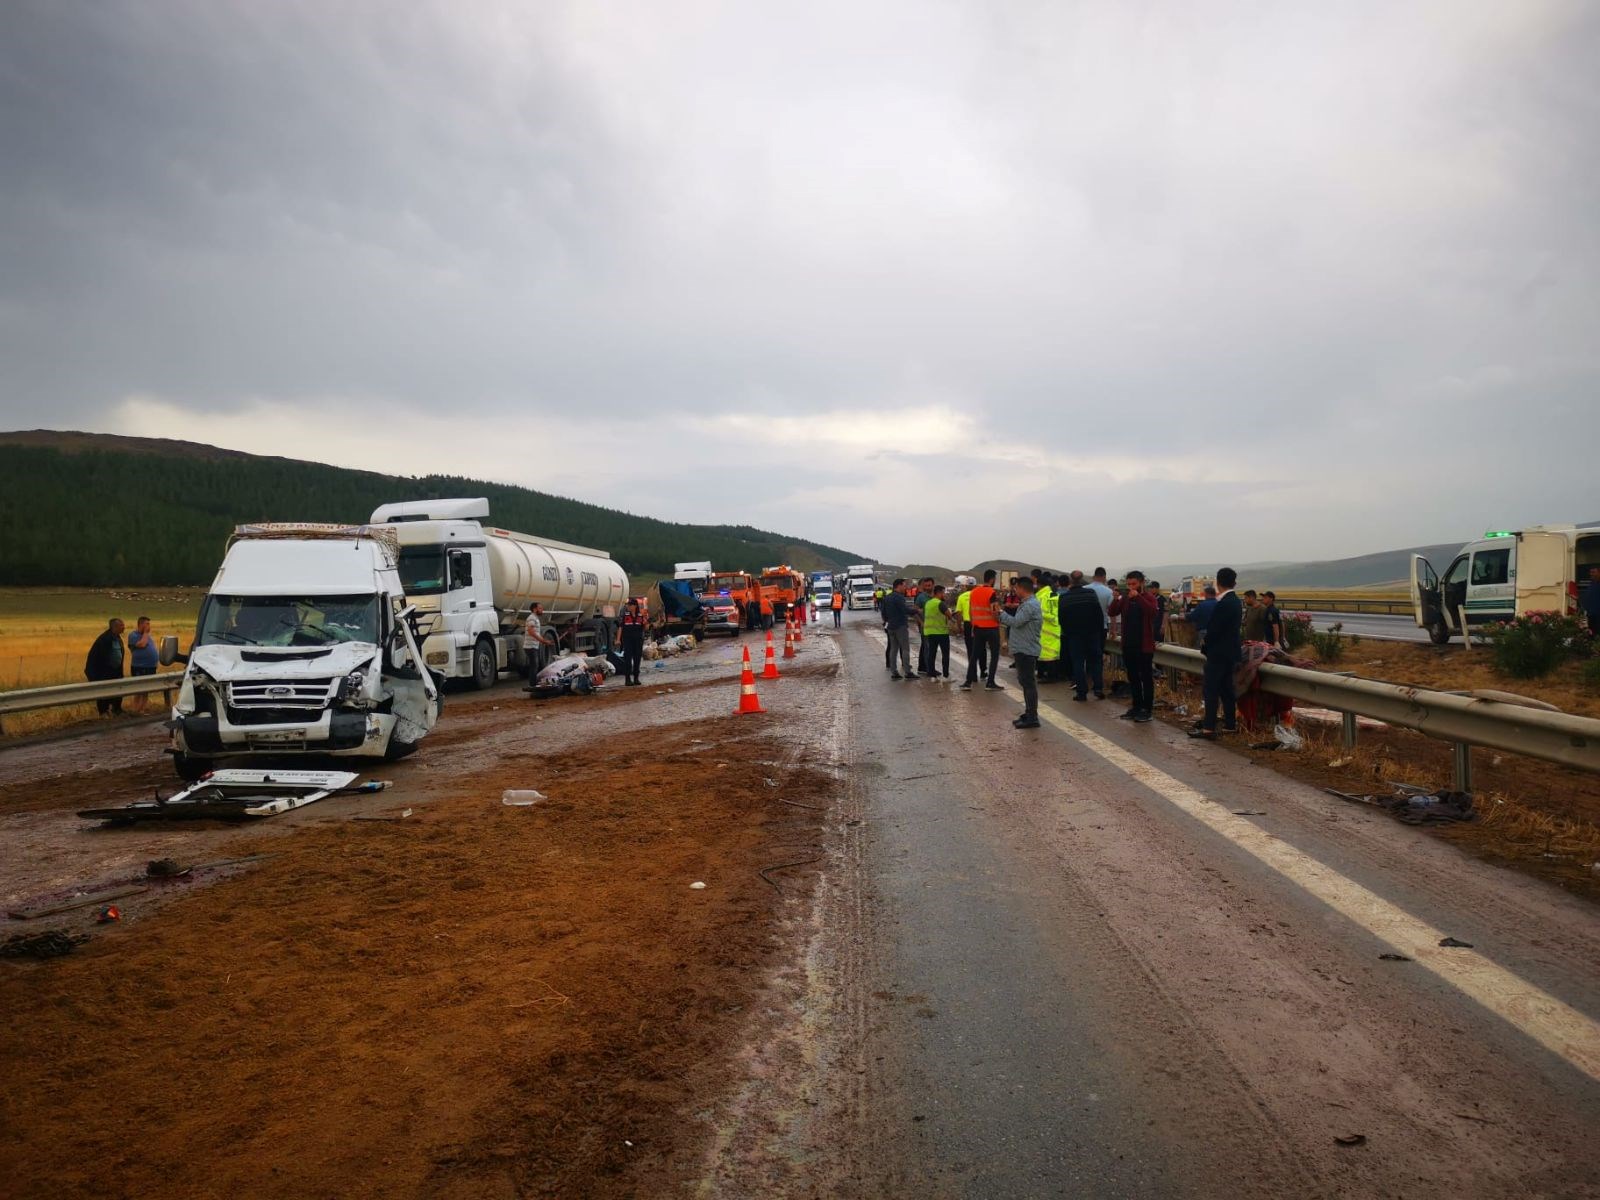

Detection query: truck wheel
(172, 752), (209, 782)
(1428, 620), (1452, 645)
(471, 638), (498, 690)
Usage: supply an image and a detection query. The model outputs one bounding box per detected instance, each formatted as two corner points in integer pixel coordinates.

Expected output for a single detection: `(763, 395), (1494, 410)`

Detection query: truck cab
(846, 564), (877, 610)
(1411, 526), (1600, 644)
(170, 525), (439, 778)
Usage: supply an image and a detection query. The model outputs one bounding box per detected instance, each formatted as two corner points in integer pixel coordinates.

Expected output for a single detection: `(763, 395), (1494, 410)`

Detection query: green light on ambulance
(1483, 530), (1513, 538)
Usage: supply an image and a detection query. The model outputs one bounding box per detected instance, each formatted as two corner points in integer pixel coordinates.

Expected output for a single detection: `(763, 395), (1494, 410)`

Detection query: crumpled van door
(1515, 530), (1570, 615)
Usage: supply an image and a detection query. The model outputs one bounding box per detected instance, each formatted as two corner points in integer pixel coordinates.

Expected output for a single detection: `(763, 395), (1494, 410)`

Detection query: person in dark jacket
(1192, 567), (1243, 738)
(1109, 572), (1159, 722)
(1058, 571), (1106, 701)
(881, 580), (919, 679)
(84, 617), (126, 716)
(1187, 586), (1218, 650)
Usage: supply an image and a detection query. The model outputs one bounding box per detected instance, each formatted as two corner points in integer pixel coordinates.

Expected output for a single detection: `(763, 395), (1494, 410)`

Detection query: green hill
(0, 431), (870, 587)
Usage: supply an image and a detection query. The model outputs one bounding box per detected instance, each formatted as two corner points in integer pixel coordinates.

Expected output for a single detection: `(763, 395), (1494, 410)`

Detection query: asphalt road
(803, 610), (1600, 1198)
(1298, 610), (1429, 642)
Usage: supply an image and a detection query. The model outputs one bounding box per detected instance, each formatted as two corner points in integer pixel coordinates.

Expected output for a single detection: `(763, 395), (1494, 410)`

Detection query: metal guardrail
(0, 673), (184, 734)
(1107, 640), (1600, 789)
(1275, 595), (1414, 616)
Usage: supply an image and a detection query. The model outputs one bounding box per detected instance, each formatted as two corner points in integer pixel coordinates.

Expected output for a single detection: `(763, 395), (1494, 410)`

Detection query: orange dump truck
(759, 565), (805, 621)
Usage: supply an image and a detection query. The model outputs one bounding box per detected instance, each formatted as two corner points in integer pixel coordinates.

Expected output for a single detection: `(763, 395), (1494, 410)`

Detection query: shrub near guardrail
(1283, 611), (1313, 652)
(1478, 611), (1595, 679)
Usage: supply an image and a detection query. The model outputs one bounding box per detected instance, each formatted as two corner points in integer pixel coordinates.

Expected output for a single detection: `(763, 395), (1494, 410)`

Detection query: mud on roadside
(0, 702), (841, 1199)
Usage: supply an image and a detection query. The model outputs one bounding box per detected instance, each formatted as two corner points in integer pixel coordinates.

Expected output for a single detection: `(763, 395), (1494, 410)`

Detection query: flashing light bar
(1483, 530), (1514, 538)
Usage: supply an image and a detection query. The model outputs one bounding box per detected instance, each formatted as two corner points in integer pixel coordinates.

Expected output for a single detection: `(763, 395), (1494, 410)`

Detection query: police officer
(618, 599), (647, 686)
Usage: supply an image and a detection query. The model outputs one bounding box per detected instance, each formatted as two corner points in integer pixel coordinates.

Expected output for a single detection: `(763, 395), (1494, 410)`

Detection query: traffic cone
(793, 610), (804, 642)
(761, 628), (781, 679)
(783, 622), (797, 659)
(737, 645), (765, 714)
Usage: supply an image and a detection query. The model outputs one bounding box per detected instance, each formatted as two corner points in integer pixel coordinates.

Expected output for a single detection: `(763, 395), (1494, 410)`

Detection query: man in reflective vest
(954, 583), (974, 668)
(1037, 571), (1062, 681)
(920, 584), (954, 679)
(960, 569), (1003, 691)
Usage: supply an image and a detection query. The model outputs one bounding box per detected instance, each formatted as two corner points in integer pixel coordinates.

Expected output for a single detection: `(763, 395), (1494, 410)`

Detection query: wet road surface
(791, 610), (1600, 1198)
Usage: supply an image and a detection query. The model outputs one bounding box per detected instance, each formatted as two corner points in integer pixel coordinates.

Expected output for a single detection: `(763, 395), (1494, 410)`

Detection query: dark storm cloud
(2, 0), (1597, 565)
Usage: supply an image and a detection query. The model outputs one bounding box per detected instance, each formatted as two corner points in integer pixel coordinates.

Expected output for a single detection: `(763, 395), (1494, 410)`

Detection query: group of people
(83, 616), (162, 715)
(875, 566), (1253, 738)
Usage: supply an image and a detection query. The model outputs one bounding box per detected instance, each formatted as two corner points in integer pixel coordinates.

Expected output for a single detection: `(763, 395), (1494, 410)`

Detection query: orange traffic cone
(793, 610), (804, 642)
(783, 623), (797, 659)
(737, 645), (765, 714)
(761, 628), (781, 679)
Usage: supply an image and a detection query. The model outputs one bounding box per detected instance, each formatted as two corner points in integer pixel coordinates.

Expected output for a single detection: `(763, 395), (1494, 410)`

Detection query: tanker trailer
(371, 498), (629, 688)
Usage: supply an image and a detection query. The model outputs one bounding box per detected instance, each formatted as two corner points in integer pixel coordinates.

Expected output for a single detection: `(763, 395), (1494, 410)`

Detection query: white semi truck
(168, 523), (441, 779)
(846, 564), (878, 610)
(371, 498), (629, 688)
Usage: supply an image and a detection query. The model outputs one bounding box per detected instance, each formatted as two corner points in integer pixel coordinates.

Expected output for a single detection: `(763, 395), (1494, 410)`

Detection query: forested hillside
(0, 434), (868, 586)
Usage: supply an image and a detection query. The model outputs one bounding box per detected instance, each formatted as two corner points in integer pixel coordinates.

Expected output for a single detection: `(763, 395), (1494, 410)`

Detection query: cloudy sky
(2, 1), (1596, 568)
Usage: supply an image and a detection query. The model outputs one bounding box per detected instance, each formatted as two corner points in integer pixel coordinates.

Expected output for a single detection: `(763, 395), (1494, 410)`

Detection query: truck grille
(226, 679), (336, 710)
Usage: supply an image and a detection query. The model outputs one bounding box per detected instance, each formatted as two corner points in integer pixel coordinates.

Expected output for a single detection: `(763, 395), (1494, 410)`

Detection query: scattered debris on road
(1324, 786), (1476, 825)
(1, 930), (89, 960)
(77, 769), (380, 822)
(1438, 936), (1475, 948)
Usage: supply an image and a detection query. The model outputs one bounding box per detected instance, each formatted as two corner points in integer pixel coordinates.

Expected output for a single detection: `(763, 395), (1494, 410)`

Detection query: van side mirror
(158, 635), (180, 666)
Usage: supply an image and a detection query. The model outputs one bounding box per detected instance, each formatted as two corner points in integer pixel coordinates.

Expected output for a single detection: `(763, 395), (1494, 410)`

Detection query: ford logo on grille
(266, 686), (294, 698)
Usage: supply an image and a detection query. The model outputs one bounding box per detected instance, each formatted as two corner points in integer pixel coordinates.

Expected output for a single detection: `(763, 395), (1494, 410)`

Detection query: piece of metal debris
(1438, 936), (1475, 949)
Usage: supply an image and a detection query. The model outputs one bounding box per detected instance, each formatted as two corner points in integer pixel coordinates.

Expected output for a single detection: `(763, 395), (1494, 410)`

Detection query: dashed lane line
(855, 625), (1600, 1084)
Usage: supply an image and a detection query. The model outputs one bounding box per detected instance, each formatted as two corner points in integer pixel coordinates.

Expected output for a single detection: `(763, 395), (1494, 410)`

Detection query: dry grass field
(0, 588), (200, 736)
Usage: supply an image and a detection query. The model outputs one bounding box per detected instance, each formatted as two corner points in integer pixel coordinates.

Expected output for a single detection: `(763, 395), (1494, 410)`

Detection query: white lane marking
(856, 626), (1600, 1083)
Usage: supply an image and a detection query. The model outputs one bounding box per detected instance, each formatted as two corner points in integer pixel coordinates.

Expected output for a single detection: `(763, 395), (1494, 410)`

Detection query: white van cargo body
(170, 524), (440, 779)
(1410, 525), (1600, 644)
(372, 498), (629, 689)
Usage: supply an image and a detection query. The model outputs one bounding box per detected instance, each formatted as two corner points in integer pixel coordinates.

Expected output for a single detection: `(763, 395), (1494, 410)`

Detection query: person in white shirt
(523, 603), (547, 680)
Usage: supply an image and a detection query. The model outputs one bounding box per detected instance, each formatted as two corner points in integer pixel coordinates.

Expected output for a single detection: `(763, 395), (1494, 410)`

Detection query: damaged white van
(168, 524), (441, 779)
(1410, 525), (1600, 644)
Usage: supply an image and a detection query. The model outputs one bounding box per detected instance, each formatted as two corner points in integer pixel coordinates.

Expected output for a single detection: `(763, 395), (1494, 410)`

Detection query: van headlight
(337, 670), (366, 702)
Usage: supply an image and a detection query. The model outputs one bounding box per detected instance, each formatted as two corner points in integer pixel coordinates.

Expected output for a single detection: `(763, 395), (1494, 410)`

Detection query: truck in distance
(372, 498), (629, 688)
(846, 564), (877, 610)
(758, 565), (805, 622)
(809, 570), (836, 613)
(674, 561), (714, 593)
(168, 522), (440, 779)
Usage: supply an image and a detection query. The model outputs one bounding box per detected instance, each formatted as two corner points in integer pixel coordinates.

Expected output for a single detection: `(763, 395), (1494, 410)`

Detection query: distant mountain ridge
(0, 430), (870, 587)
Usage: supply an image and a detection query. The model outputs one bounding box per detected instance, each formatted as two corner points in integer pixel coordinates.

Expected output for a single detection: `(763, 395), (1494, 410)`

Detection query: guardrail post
(1341, 711), (1357, 751)
(1453, 743), (1473, 793)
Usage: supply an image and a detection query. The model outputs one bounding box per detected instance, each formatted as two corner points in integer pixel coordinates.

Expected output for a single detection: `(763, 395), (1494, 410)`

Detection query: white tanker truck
(371, 498), (629, 689)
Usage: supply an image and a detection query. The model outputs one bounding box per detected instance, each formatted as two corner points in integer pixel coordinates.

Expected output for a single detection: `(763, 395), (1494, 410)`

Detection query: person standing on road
(1110, 572), (1159, 723)
(831, 588), (844, 628)
(961, 569), (1003, 691)
(921, 584), (954, 679)
(523, 603), (548, 681)
(618, 599), (647, 686)
(1192, 567), (1243, 739)
(882, 579), (917, 679)
(1262, 591), (1286, 649)
(1059, 572), (1105, 701)
(1089, 568), (1113, 677)
(997, 577), (1042, 728)
(1586, 566), (1600, 636)
(84, 617), (126, 717)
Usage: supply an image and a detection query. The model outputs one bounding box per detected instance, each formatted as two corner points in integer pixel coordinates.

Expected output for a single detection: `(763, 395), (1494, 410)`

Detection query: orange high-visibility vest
(831, 592), (844, 610)
(968, 585), (999, 628)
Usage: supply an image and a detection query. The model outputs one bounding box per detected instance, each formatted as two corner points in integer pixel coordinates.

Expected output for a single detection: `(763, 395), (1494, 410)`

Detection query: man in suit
(1191, 567), (1242, 739)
